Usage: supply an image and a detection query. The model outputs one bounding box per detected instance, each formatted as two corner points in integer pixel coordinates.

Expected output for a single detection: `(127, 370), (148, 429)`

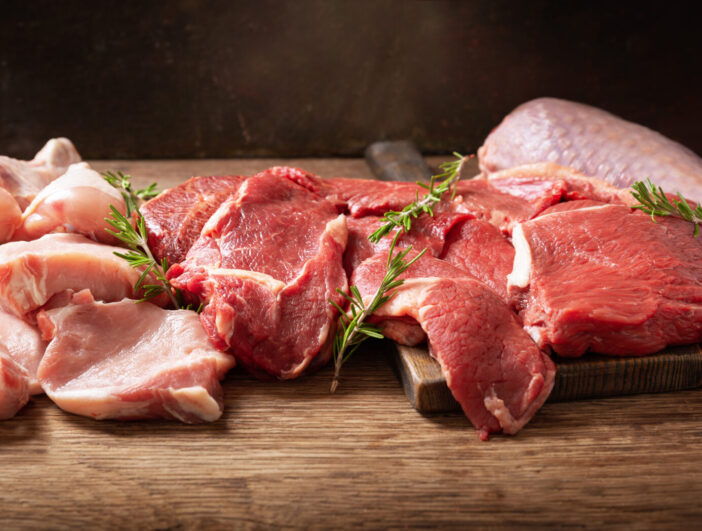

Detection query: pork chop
(0, 233), (148, 319)
(0, 312), (46, 394)
(36, 291), (235, 422)
(0, 348), (30, 420)
(479, 97), (702, 202)
(168, 168), (348, 380)
(509, 204), (702, 356)
(352, 252), (555, 439)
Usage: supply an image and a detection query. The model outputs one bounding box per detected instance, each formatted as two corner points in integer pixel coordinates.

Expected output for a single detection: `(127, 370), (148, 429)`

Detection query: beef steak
(168, 168), (348, 379)
(352, 252), (555, 439)
(509, 204), (702, 356)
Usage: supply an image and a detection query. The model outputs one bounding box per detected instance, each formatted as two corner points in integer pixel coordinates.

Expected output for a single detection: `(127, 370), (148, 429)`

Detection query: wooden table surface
(2, 158), (702, 530)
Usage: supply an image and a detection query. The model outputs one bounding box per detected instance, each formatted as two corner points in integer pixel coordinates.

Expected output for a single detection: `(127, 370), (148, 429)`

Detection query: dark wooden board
(395, 343), (702, 413)
(365, 141), (702, 412)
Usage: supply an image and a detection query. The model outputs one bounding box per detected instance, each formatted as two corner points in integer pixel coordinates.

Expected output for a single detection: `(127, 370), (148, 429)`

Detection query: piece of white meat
(0, 311), (47, 395)
(0, 138), (81, 210)
(14, 162), (127, 244)
(36, 291), (235, 423)
(0, 233), (151, 320)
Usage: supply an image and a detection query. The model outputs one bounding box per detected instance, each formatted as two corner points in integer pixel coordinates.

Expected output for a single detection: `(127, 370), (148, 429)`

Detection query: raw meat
(141, 175), (244, 265)
(441, 218), (515, 303)
(0, 138), (81, 209)
(352, 252), (555, 439)
(309, 173), (564, 234)
(484, 163), (634, 206)
(343, 212), (472, 274)
(479, 98), (702, 202)
(168, 168), (348, 379)
(0, 188), (22, 243)
(0, 348), (30, 420)
(36, 291), (235, 422)
(0, 312), (46, 394)
(509, 204), (702, 356)
(0, 233), (148, 319)
(15, 162), (127, 244)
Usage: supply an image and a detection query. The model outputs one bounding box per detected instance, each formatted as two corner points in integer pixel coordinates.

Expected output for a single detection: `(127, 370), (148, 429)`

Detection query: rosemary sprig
(330, 234), (426, 393)
(368, 152), (465, 243)
(105, 205), (181, 308)
(631, 179), (702, 237)
(102, 171), (159, 216)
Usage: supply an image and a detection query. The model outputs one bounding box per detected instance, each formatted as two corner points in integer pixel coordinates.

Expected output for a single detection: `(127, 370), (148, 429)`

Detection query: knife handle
(364, 141), (432, 182)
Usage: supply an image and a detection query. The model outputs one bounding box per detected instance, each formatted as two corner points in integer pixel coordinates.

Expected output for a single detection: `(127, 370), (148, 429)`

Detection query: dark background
(2, 0), (701, 159)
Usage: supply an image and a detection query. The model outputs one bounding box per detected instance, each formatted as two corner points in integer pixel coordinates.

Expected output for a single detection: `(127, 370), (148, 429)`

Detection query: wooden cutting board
(364, 141), (702, 413)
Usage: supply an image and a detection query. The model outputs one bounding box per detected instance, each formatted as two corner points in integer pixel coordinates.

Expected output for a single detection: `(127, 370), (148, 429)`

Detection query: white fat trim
(524, 325), (545, 346)
(207, 267), (286, 294)
(366, 277), (443, 319)
(324, 214), (348, 249)
(507, 224), (532, 290)
(532, 203), (612, 220)
(7, 259), (47, 315)
(165, 386), (221, 422)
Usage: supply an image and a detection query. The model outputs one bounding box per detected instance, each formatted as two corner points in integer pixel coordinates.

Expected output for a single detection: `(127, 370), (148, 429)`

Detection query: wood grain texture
(2, 159), (701, 530)
(396, 344), (702, 413)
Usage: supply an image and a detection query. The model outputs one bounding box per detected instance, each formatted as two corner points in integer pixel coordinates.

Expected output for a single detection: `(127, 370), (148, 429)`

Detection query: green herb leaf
(631, 180), (702, 237)
(368, 153), (465, 244)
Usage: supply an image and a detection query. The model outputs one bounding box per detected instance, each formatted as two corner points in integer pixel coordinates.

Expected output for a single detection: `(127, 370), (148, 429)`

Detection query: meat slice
(36, 292), (235, 422)
(0, 312), (46, 394)
(0, 348), (30, 420)
(441, 219), (515, 303)
(0, 233), (147, 319)
(479, 97), (702, 202)
(0, 188), (22, 243)
(168, 168), (348, 379)
(344, 212), (472, 274)
(484, 163), (633, 206)
(141, 175), (244, 265)
(14, 162), (127, 244)
(0, 138), (81, 209)
(352, 253), (555, 439)
(509, 204), (702, 356)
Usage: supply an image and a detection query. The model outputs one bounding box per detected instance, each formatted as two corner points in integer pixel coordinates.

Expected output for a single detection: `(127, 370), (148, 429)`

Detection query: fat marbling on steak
(479, 98), (702, 202)
(167, 167), (348, 380)
(352, 252), (555, 440)
(509, 203), (702, 356)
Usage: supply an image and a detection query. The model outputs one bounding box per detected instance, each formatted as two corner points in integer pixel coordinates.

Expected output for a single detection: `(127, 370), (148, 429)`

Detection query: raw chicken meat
(37, 291), (235, 422)
(0, 138), (81, 209)
(168, 168), (348, 379)
(0, 312), (47, 394)
(0, 233), (148, 319)
(0, 188), (22, 243)
(0, 349), (30, 420)
(15, 162), (127, 244)
(141, 175), (244, 265)
(352, 252), (555, 440)
(479, 98), (702, 202)
(509, 204), (702, 356)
